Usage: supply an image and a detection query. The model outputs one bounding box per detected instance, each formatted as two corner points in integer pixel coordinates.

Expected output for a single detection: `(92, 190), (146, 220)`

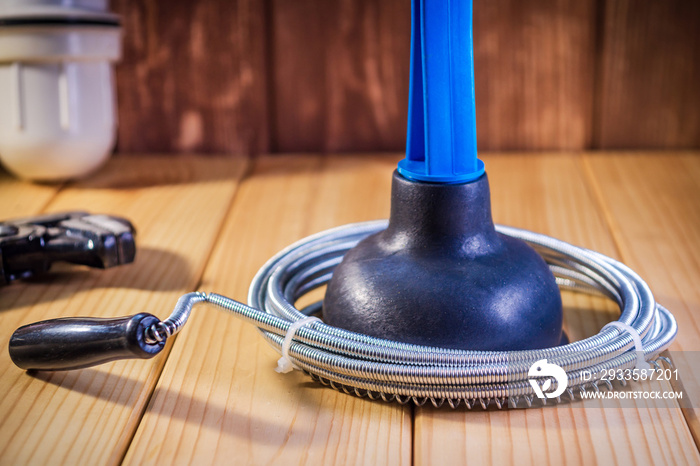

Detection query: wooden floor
(0, 152), (698, 465)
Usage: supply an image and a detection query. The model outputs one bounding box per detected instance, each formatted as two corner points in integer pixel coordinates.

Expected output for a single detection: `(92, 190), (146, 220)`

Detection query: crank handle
(8, 313), (165, 371)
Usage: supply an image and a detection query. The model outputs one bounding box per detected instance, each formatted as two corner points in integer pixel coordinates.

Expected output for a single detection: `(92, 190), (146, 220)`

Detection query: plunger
(323, 0), (565, 350)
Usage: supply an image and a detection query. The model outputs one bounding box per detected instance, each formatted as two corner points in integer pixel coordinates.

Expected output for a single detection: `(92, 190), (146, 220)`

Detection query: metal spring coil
(148, 220), (678, 409)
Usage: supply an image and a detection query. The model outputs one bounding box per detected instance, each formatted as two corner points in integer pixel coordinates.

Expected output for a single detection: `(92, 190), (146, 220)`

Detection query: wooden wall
(112, 0), (700, 155)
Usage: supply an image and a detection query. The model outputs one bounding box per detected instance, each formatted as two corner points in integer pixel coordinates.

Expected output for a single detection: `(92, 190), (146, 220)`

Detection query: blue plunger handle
(398, 0), (484, 184)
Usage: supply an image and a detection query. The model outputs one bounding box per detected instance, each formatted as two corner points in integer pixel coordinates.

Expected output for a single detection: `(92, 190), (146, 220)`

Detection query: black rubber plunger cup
(323, 0), (564, 350)
(324, 171), (563, 350)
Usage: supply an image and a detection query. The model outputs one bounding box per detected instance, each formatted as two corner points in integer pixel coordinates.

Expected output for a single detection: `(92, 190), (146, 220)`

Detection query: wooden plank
(111, 0), (269, 155)
(415, 153), (700, 465)
(0, 169), (61, 219)
(270, 0), (411, 153)
(595, 1), (700, 149)
(473, 1), (596, 151)
(0, 156), (247, 465)
(109, 0), (700, 154)
(124, 155), (412, 465)
(268, 0), (328, 152)
(269, 0), (597, 153)
(584, 152), (700, 443)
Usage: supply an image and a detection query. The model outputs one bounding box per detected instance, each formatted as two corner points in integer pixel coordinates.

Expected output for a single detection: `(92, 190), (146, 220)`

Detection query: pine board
(123, 155), (411, 465)
(414, 153), (700, 466)
(584, 152), (700, 444)
(0, 156), (247, 465)
(0, 168), (61, 218)
(2, 153), (699, 465)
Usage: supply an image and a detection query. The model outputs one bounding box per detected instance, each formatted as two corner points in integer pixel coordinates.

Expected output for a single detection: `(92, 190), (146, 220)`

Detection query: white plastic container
(0, 0), (122, 181)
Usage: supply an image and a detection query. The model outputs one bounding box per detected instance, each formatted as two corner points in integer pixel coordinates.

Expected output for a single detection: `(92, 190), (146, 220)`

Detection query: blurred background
(111, 0), (700, 156)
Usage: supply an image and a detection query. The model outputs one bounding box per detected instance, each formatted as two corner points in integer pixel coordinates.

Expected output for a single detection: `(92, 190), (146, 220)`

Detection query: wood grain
(123, 154), (412, 465)
(584, 152), (700, 443)
(112, 0), (269, 155)
(0, 169), (61, 219)
(0, 156), (247, 465)
(414, 153), (700, 465)
(270, 0), (411, 153)
(596, 1), (700, 149)
(110, 0), (700, 154)
(472, 0), (596, 151)
(270, 0), (596, 153)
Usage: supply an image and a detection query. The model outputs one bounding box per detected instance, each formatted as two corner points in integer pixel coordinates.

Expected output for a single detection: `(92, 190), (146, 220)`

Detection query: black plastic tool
(0, 211), (136, 286)
(9, 313), (164, 371)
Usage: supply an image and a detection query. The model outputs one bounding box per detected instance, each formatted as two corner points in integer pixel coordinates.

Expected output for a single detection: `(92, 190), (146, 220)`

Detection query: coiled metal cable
(146, 220), (677, 409)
